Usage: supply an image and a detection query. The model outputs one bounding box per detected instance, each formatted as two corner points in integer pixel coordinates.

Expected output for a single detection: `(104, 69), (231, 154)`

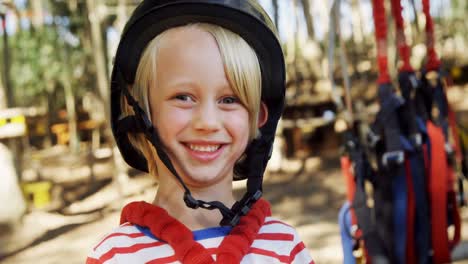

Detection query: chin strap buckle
(221, 190), (263, 227)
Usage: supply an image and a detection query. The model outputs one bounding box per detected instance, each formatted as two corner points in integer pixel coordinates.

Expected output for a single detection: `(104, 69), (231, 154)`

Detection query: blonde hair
(121, 23), (262, 176)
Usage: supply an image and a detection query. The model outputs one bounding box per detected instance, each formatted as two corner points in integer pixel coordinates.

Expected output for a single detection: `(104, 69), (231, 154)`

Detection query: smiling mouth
(187, 144), (222, 152)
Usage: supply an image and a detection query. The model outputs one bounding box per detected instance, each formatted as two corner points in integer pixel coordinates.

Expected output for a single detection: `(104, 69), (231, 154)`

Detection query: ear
(257, 102), (269, 128)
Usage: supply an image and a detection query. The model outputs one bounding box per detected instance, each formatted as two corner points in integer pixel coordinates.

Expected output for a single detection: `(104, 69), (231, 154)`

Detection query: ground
(1, 152), (467, 264)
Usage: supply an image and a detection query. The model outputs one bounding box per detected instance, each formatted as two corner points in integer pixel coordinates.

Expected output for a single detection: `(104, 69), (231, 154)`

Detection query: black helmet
(111, 0), (285, 226)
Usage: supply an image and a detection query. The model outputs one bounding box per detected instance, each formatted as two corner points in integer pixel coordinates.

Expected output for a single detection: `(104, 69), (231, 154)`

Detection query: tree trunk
(48, 1), (79, 152)
(409, 0), (422, 44)
(300, 0), (315, 39)
(292, 0), (301, 100)
(0, 74), (5, 109)
(1, 13), (12, 107)
(349, 0), (364, 77)
(335, 0), (353, 119)
(30, 0), (44, 29)
(314, 0), (328, 79)
(108, 0), (128, 74)
(351, 0), (364, 45)
(61, 59), (79, 153)
(116, 0), (128, 33)
(86, 0), (110, 124)
(271, 0), (279, 29)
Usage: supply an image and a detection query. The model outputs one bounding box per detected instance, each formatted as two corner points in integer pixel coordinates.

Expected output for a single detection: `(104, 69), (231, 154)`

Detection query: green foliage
(4, 0), (95, 109)
(9, 22), (91, 108)
(10, 27), (59, 106)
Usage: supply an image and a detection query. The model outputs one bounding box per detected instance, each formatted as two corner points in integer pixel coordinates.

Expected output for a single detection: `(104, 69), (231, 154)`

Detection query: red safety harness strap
(421, 0), (441, 71)
(341, 155), (371, 262)
(390, 0), (413, 72)
(426, 121), (451, 263)
(372, 0), (391, 84)
(341, 156), (358, 226)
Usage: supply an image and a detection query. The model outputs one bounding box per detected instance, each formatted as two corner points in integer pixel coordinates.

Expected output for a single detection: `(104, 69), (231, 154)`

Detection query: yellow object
(460, 126), (468, 147)
(22, 181), (52, 208)
(451, 67), (462, 79)
(0, 110), (27, 138)
(11, 115), (25, 124)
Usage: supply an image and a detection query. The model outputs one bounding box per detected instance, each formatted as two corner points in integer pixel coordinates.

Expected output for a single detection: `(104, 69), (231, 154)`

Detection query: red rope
(372, 0), (390, 84)
(120, 199), (271, 263)
(390, 0), (413, 72)
(121, 201), (214, 263)
(217, 199), (271, 263)
(341, 156), (358, 227)
(421, 0), (441, 71)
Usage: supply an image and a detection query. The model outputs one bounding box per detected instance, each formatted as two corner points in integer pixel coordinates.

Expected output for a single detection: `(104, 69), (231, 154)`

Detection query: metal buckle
(382, 151), (404, 167)
(411, 133), (422, 148)
(367, 130), (381, 148)
(228, 190), (262, 226)
(409, 74), (419, 90)
(445, 143), (456, 166)
(445, 142), (454, 155)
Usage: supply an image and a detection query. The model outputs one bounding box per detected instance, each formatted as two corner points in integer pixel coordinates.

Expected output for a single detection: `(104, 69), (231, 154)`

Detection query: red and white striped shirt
(87, 217), (314, 263)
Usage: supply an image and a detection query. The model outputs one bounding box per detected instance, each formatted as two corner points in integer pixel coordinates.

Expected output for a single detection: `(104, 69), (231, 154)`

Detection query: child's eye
(174, 94), (193, 102)
(220, 96), (239, 104)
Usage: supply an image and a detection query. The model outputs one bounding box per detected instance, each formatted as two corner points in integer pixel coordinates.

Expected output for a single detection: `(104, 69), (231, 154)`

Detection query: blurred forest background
(0, 0), (467, 263)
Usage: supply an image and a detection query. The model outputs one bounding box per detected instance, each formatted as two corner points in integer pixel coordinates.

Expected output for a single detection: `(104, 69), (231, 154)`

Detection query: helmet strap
(222, 137), (273, 225)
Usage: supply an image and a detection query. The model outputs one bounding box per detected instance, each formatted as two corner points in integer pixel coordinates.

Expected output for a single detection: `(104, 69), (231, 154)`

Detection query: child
(87, 0), (314, 263)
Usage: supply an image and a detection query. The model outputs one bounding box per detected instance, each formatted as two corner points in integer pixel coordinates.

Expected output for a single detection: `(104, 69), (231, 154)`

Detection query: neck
(153, 173), (236, 230)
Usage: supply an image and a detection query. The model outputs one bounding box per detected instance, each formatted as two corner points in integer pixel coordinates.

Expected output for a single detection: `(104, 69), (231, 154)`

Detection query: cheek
(154, 108), (191, 137)
(225, 110), (250, 143)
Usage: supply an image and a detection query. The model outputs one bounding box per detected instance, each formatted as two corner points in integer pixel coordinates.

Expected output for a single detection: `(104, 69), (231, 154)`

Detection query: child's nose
(192, 102), (221, 131)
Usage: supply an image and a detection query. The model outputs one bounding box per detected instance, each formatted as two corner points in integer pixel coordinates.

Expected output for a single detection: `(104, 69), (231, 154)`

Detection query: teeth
(188, 144), (220, 152)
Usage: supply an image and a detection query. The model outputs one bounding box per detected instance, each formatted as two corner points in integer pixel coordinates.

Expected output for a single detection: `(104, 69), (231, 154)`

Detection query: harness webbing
(372, 1), (412, 261)
(335, 0), (465, 263)
(404, 159), (416, 264)
(339, 201), (356, 264)
(343, 132), (388, 262)
(389, 1), (434, 263)
(406, 139), (432, 264)
(341, 156), (358, 227)
(371, 0), (411, 262)
(420, 1), (462, 261)
(426, 121), (451, 263)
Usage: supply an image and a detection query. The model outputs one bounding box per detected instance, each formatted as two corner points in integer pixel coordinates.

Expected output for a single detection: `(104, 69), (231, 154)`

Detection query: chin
(181, 169), (231, 187)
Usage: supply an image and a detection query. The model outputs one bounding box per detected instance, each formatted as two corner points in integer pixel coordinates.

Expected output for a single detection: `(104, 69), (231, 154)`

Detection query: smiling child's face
(148, 26), (250, 188)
